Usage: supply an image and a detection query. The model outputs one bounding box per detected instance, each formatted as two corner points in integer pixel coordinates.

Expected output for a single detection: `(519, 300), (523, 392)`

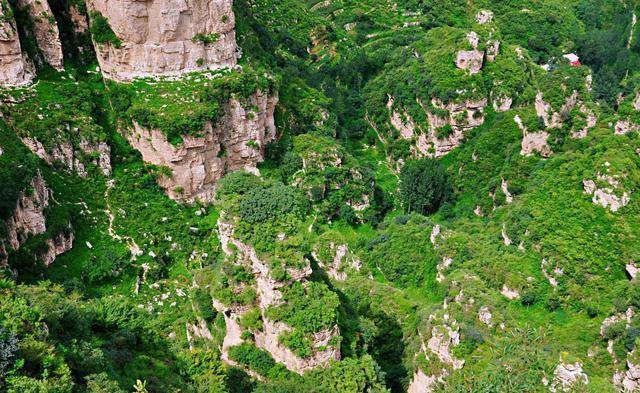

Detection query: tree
(399, 158), (451, 215)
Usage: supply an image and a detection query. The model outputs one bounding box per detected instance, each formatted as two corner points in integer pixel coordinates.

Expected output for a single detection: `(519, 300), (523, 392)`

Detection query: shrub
(89, 11), (121, 47)
(239, 184), (308, 224)
(399, 158), (451, 215)
(228, 344), (277, 376)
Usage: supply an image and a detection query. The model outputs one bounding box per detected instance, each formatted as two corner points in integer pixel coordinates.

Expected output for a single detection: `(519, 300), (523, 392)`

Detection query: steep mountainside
(2, 0), (640, 392)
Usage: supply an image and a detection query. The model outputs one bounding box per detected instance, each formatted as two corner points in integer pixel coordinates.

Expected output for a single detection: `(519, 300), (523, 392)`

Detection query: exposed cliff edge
(124, 90), (277, 203)
(0, 171), (73, 266)
(15, 0), (65, 70)
(87, 0), (238, 81)
(21, 136), (111, 177)
(0, 2), (34, 87)
(214, 217), (341, 374)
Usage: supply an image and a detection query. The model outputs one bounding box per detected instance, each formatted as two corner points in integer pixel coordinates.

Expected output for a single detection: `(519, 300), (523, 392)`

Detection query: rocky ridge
(0, 2), (34, 87)
(0, 171), (73, 266)
(214, 217), (340, 374)
(125, 90), (277, 203)
(87, 0), (238, 81)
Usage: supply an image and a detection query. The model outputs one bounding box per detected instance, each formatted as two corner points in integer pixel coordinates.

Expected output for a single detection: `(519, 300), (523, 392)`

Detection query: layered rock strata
(87, 0), (238, 81)
(0, 2), (34, 86)
(125, 91), (277, 203)
(0, 171), (73, 266)
(214, 217), (340, 374)
(15, 0), (64, 70)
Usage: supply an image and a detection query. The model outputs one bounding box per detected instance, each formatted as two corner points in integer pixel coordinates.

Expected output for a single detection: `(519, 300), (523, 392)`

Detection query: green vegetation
(399, 158), (451, 215)
(3, 0), (640, 391)
(108, 67), (275, 144)
(89, 11), (121, 47)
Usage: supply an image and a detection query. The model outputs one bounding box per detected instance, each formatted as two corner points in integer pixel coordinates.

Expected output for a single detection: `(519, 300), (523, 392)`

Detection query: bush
(239, 184), (308, 224)
(228, 344), (277, 376)
(399, 158), (451, 215)
(89, 11), (121, 47)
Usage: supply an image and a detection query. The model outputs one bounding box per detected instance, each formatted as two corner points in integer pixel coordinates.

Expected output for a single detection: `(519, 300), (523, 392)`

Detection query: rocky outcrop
(40, 229), (74, 266)
(455, 32), (484, 74)
(501, 178), (513, 204)
(535, 91), (578, 129)
(492, 95), (512, 112)
(427, 323), (465, 370)
(615, 120), (640, 135)
(583, 173), (630, 212)
(550, 361), (589, 392)
(0, 171), (72, 266)
(87, 0), (238, 81)
(436, 257), (452, 283)
(215, 217), (340, 374)
(408, 369), (444, 393)
(475, 10), (493, 25)
(541, 258), (563, 288)
(21, 137), (111, 177)
(515, 115), (552, 158)
(15, 0), (64, 70)
(614, 356), (640, 392)
(312, 243), (361, 281)
(571, 104), (597, 139)
(478, 306), (493, 327)
(185, 317), (214, 350)
(0, 2), (34, 87)
(125, 91), (277, 203)
(501, 284), (520, 300)
(414, 98), (486, 158)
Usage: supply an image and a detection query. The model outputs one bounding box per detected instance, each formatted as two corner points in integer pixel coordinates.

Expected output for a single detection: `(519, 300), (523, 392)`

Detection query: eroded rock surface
(125, 91), (277, 203)
(583, 173), (630, 212)
(415, 98), (486, 158)
(0, 2), (34, 87)
(0, 171), (72, 266)
(215, 217), (340, 374)
(22, 137), (111, 177)
(87, 0), (238, 81)
(550, 361), (589, 392)
(516, 115), (552, 158)
(16, 0), (64, 70)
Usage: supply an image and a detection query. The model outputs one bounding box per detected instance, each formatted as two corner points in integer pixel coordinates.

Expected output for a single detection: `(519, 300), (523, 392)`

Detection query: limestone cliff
(214, 217), (341, 374)
(0, 171), (73, 266)
(15, 0), (64, 70)
(0, 1), (34, 87)
(21, 136), (111, 177)
(87, 0), (238, 81)
(125, 90), (276, 203)
(386, 96), (487, 158)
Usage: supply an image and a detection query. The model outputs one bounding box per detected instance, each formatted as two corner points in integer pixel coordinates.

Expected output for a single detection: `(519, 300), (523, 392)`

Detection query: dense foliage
(3, 0), (640, 391)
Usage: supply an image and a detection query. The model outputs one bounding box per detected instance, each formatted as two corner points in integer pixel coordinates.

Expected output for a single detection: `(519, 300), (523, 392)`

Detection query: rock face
(312, 243), (361, 281)
(455, 32), (484, 74)
(615, 119), (640, 135)
(408, 369), (442, 393)
(515, 115), (552, 158)
(87, 0), (238, 81)
(550, 361), (589, 392)
(583, 173), (630, 212)
(0, 171), (72, 266)
(411, 98), (486, 158)
(215, 218), (340, 374)
(21, 137), (112, 177)
(125, 91), (277, 203)
(614, 357), (640, 392)
(0, 2), (34, 87)
(15, 0), (64, 70)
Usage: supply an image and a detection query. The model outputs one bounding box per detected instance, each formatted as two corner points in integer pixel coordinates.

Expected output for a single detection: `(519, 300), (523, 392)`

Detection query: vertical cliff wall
(0, 1), (34, 86)
(87, 0), (237, 81)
